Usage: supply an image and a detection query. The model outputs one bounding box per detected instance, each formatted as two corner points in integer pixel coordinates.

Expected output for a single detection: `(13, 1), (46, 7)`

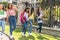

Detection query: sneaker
(22, 33), (26, 36)
(10, 36), (15, 40)
(36, 29), (39, 33)
(10, 35), (13, 39)
(22, 33), (24, 35)
(29, 33), (32, 35)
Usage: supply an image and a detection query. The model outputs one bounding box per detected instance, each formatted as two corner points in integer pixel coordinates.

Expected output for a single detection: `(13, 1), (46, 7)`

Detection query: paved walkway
(0, 32), (10, 40)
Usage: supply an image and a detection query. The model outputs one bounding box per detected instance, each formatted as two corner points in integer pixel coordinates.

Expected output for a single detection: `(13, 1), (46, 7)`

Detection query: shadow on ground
(19, 35), (35, 40)
(14, 27), (22, 32)
(37, 34), (49, 40)
(13, 26), (60, 40)
(53, 36), (60, 40)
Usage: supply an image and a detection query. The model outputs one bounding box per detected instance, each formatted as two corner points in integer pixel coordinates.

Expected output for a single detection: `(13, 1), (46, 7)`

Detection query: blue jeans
(22, 21), (28, 34)
(0, 19), (5, 34)
(37, 23), (42, 33)
(29, 19), (33, 33)
(9, 16), (16, 35)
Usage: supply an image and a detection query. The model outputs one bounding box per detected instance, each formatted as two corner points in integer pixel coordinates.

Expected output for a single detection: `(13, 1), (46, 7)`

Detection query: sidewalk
(31, 25), (60, 37)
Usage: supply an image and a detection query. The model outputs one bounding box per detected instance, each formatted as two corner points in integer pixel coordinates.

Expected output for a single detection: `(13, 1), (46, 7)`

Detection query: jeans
(0, 19), (5, 35)
(37, 23), (42, 33)
(29, 19), (33, 33)
(9, 16), (16, 35)
(22, 21), (28, 34)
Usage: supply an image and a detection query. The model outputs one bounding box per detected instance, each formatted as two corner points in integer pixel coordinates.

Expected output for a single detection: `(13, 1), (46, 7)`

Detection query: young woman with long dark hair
(28, 7), (34, 35)
(7, 3), (18, 39)
(21, 8), (29, 36)
(36, 7), (43, 33)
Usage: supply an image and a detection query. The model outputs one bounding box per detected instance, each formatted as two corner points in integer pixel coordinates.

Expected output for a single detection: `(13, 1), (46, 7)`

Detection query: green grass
(0, 25), (60, 40)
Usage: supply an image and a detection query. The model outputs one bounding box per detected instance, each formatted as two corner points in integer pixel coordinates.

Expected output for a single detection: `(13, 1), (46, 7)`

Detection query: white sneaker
(22, 33), (26, 36)
(10, 35), (12, 39)
(29, 33), (32, 35)
(22, 33), (24, 35)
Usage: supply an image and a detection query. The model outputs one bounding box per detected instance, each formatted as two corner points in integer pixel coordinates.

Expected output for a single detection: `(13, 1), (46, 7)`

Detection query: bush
(2, 1), (8, 8)
(0, 1), (8, 9)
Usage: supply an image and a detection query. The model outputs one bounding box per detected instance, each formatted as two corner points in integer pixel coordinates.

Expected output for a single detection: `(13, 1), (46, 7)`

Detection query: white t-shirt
(37, 11), (43, 23)
(24, 12), (29, 21)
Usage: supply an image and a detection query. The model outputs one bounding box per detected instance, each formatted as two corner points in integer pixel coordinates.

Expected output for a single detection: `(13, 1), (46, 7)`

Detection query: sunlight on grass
(0, 25), (60, 40)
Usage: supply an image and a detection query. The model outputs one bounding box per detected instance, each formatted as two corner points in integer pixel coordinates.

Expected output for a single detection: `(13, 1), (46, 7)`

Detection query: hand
(13, 6), (15, 9)
(13, 6), (18, 11)
(27, 19), (29, 21)
(36, 14), (38, 17)
(23, 19), (25, 23)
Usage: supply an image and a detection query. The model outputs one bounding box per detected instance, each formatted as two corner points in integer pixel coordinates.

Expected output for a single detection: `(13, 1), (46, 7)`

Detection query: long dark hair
(8, 3), (13, 9)
(37, 7), (40, 16)
(24, 8), (29, 13)
(31, 7), (34, 15)
(3, 5), (5, 10)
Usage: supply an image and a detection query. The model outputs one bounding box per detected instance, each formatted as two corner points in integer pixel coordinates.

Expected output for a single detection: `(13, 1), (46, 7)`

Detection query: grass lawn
(0, 25), (60, 40)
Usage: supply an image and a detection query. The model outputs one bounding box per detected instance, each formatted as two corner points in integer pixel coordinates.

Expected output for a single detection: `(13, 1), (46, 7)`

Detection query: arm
(39, 14), (43, 19)
(38, 11), (43, 19)
(13, 6), (18, 12)
(6, 10), (9, 17)
(3, 11), (7, 18)
(28, 13), (31, 17)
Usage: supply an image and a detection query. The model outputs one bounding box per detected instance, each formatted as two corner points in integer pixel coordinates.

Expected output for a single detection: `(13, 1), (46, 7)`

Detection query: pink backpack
(20, 11), (26, 24)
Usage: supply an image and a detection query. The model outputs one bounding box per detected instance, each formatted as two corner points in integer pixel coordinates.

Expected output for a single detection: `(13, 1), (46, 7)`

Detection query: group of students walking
(0, 3), (43, 40)
(20, 7), (43, 36)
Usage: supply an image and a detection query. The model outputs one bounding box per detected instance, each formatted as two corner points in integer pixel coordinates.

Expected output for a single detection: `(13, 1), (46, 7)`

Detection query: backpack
(20, 11), (26, 24)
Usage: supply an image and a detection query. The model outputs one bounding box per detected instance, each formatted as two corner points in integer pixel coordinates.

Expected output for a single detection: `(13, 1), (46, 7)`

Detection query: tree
(2, 1), (8, 8)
